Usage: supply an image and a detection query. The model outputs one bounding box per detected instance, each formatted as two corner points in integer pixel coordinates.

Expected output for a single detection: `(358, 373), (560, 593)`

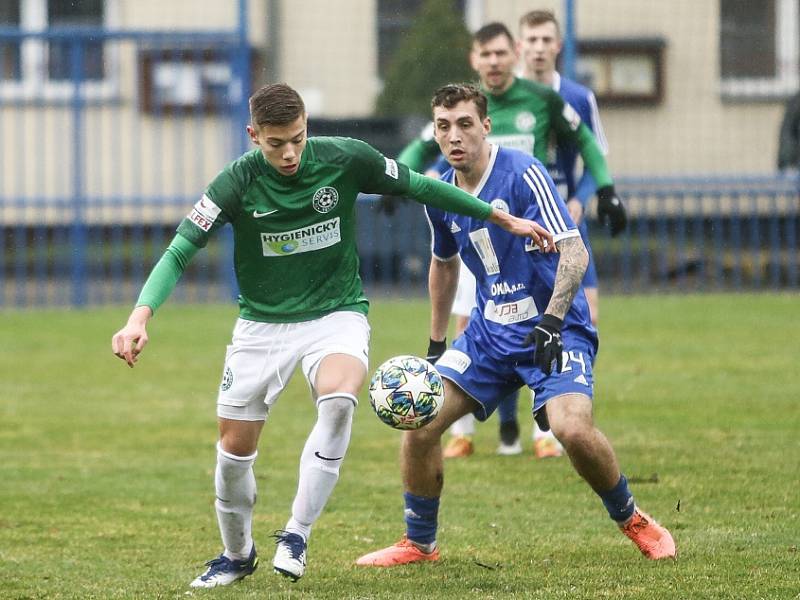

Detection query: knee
(317, 394), (356, 430)
(547, 402), (594, 447)
(405, 425), (442, 453)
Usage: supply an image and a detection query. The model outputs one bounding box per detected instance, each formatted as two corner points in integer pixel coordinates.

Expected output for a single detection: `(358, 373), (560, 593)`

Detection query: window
(376, 0), (467, 75)
(0, 0), (118, 100)
(47, 0), (106, 81)
(720, 0), (799, 98)
(0, 1), (21, 79)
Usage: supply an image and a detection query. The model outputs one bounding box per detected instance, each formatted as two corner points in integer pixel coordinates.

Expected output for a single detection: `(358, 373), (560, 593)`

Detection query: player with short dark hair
(111, 82), (554, 588)
(402, 21), (625, 458)
(356, 83), (675, 567)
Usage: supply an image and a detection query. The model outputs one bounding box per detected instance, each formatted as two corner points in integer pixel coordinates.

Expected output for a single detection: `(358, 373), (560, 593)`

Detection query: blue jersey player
(441, 15), (621, 459)
(355, 84), (675, 567)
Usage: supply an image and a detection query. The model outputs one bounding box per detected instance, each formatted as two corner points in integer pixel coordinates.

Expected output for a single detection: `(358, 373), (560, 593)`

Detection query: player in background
(404, 22), (626, 458)
(517, 9), (609, 457)
(111, 83), (553, 588)
(356, 83), (675, 568)
(519, 9), (607, 327)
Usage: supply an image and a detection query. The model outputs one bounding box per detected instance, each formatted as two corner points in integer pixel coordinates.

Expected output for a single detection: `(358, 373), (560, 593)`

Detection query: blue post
(222, 0), (251, 302)
(70, 39), (88, 307)
(562, 0), (577, 80)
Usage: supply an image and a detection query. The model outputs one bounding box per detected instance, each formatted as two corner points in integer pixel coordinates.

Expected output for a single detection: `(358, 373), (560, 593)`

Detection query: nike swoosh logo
(314, 451), (343, 461)
(253, 209), (278, 218)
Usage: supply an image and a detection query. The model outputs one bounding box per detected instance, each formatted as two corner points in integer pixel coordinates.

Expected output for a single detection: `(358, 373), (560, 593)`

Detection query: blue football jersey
(549, 72), (608, 205)
(425, 145), (597, 361)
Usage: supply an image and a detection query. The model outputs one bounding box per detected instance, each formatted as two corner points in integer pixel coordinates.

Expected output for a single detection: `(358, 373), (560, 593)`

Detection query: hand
(596, 185), (627, 237)
(111, 305), (152, 368)
(376, 194), (406, 216)
(488, 209), (557, 253)
(524, 314), (564, 375)
(566, 198), (584, 226)
(426, 338), (447, 364)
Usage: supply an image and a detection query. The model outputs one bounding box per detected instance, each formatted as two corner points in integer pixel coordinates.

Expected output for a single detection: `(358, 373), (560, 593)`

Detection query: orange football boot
(620, 508), (677, 560)
(355, 536), (440, 567)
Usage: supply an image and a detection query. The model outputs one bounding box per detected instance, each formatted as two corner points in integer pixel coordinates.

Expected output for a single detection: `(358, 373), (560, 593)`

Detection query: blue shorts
(435, 331), (596, 422)
(579, 220), (598, 289)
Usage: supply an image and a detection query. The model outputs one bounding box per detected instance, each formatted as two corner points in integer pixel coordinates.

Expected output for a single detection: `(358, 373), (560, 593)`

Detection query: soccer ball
(368, 355), (445, 430)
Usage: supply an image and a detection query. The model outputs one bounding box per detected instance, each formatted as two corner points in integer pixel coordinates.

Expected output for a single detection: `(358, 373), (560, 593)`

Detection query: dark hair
(431, 83), (488, 121)
(518, 9), (561, 37)
(248, 83), (306, 127)
(473, 21), (514, 46)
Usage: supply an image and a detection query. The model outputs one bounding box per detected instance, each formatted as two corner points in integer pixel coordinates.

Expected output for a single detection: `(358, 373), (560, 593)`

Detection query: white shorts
(216, 311), (370, 421)
(451, 263), (477, 317)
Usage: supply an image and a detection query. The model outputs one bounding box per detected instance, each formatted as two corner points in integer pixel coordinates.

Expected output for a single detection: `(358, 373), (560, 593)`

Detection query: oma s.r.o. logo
(312, 186), (339, 213)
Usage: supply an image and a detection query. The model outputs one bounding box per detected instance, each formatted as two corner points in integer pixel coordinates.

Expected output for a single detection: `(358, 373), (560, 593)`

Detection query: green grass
(1, 294), (799, 599)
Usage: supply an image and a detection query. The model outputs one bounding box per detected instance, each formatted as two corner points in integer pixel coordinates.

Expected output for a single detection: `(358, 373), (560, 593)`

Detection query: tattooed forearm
(545, 236), (589, 319)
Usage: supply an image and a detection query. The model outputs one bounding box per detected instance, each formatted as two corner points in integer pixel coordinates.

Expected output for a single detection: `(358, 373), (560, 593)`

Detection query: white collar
(450, 144), (499, 198)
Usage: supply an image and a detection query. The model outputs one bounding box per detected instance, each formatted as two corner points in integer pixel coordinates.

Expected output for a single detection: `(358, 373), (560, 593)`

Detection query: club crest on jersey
(312, 186), (339, 213)
(220, 367), (233, 391)
(490, 198), (510, 213)
(515, 111), (536, 132)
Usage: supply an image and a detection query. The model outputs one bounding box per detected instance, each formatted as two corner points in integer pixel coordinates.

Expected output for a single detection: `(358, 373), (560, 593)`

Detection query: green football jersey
(486, 77), (577, 162)
(173, 136), (490, 323)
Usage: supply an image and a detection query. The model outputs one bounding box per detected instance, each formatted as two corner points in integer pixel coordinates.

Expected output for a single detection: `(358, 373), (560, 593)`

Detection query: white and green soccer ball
(368, 355), (445, 430)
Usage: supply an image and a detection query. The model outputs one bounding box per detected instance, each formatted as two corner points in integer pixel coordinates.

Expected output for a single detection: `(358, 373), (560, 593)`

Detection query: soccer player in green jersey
(111, 83), (552, 588)
(397, 22), (626, 242)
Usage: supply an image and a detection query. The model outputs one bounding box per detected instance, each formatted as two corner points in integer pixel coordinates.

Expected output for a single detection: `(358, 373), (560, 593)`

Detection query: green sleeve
(397, 136), (440, 171)
(574, 123), (613, 188)
(407, 170), (491, 220)
(548, 91), (613, 189)
(135, 234), (200, 313)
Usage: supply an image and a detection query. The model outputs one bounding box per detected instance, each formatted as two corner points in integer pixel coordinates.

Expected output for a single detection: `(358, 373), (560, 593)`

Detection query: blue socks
(599, 474), (636, 522)
(404, 492), (439, 544)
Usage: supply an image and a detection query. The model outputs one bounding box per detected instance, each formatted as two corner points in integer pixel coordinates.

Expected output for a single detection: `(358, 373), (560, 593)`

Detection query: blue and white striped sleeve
(520, 161), (580, 243)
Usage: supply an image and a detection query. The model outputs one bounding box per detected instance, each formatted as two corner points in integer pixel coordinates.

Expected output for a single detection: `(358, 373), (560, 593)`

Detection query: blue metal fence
(356, 176), (799, 295)
(1, 13), (250, 308)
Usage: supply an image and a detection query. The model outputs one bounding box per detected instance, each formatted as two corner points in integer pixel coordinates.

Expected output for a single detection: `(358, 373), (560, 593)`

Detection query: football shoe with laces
(189, 544), (258, 588)
(620, 508), (676, 560)
(272, 530), (307, 581)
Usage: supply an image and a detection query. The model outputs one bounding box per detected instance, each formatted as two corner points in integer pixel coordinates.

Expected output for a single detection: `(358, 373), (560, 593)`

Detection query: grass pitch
(1, 294), (798, 599)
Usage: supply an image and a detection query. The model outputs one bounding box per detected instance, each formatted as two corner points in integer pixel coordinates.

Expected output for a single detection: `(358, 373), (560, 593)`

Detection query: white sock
(533, 423), (558, 442)
(450, 413), (476, 437)
(215, 443), (257, 560)
(287, 393), (356, 539)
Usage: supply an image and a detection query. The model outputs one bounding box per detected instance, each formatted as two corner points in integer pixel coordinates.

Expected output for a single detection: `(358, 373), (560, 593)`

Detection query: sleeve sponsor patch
(384, 157), (399, 180)
(187, 194), (222, 232)
(562, 102), (582, 131)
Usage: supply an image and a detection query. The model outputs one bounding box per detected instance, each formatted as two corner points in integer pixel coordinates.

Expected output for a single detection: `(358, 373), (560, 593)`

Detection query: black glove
(596, 185), (627, 237)
(426, 338), (447, 364)
(376, 194), (407, 216)
(524, 314), (564, 375)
